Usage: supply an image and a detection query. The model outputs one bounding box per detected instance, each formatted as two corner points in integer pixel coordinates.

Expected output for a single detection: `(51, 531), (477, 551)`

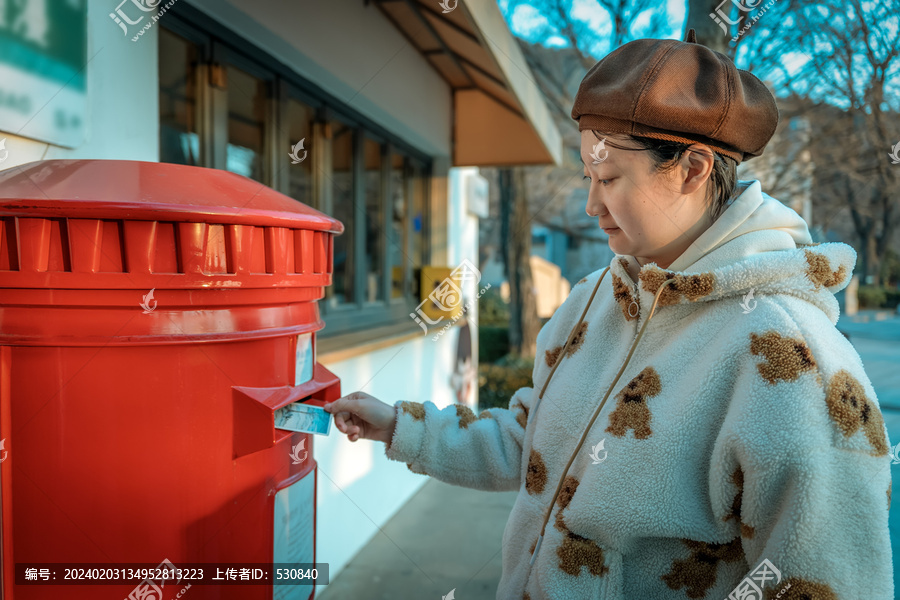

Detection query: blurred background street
(847, 311), (900, 593)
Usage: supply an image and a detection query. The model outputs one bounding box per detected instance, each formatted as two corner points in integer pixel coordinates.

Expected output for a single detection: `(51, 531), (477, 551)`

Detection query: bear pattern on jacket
(604, 366), (662, 439)
(382, 181), (893, 599)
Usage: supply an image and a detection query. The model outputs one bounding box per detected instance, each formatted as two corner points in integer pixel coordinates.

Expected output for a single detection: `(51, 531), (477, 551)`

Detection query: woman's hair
(591, 130), (738, 221)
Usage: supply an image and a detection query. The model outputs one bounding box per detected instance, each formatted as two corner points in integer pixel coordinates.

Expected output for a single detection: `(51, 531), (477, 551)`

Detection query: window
(226, 65), (268, 182)
(327, 119), (355, 308)
(159, 11), (431, 337)
(389, 152), (408, 300)
(158, 28), (199, 166)
(410, 160), (428, 299)
(286, 97), (315, 208)
(363, 135), (385, 303)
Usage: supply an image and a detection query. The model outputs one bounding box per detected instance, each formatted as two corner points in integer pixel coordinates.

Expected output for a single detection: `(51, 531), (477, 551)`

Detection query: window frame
(157, 21), (212, 167)
(217, 47), (276, 186)
(160, 6), (432, 338)
(280, 83), (323, 207)
(359, 130), (388, 308)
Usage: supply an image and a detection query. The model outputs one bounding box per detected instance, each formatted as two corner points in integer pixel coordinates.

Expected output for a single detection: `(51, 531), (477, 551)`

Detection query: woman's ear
(679, 144), (715, 195)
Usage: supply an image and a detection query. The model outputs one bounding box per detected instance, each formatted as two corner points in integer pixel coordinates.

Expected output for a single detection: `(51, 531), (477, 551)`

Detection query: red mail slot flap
(232, 363), (341, 459)
(235, 363), (341, 412)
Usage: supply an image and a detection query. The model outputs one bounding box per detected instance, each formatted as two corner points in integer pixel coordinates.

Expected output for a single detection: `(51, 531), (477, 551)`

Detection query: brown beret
(570, 30), (778, 163)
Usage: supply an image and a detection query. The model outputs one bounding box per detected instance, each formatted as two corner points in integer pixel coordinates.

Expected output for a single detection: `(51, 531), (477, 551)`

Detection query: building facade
(0, 0), (561, 584)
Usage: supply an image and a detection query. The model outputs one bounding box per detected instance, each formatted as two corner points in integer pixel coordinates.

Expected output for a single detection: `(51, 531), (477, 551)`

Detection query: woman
(324, 30), (893, 600)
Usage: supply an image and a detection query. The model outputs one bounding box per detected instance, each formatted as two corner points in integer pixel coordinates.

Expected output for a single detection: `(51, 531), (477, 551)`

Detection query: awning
(370, 0), (563, 167)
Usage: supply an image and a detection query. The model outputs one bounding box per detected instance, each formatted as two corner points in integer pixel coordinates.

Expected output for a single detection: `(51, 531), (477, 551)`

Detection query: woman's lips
(602, 226), (619, 234)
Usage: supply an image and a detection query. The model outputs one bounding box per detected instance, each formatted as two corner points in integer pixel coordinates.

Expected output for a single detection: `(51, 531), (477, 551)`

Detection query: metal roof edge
(462, 0), (564, 167)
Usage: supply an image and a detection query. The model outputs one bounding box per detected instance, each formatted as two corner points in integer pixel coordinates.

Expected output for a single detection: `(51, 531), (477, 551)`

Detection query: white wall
(448, 168), (482, 280)
(316, 334), (456, 575)
(0, 0), (159, 167)
(448, 167), (485, 407)
(449, 166), (486, 397)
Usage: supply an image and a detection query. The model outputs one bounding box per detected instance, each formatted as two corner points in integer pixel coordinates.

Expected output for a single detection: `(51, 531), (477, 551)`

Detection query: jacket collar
(606, 181), (855, 325)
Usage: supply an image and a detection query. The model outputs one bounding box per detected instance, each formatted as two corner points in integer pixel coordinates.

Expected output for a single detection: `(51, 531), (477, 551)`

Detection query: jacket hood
(612, 180), (856, 325)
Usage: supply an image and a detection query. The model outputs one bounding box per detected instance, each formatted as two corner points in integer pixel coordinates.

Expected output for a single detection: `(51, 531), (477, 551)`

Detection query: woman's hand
(324, 391), (397, 445)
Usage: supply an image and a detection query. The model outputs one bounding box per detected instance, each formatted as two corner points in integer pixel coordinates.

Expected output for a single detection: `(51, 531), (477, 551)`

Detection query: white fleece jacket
(384, 180), (894, 600)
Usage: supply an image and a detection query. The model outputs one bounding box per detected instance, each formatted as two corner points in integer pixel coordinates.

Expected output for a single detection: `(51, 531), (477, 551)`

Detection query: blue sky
(494, 0), (900, 110)
(498, 0), (687, 56)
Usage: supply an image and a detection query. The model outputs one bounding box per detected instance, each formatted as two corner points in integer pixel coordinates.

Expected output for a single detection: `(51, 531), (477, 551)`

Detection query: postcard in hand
(274, 402), (332, 436)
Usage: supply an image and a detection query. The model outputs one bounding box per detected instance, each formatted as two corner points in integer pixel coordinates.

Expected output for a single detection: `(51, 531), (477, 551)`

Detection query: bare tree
(686, 0), (730, 55)
(505, 0), (664, 62)
(499, 168), (541, 357)
(489, 0), (668, 359)
(685, 0), (803, 67)
(767, 0), (900, 283)
(686, 0), (900, 283)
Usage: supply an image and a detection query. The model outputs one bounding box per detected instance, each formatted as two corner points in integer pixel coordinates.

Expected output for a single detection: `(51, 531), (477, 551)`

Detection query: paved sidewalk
(883, 407), (900, 586)
(840, 311), (900, 595)
(316, 478), (517, 600)
(839, 310), (900, 409)
(838, 309), (900, 341)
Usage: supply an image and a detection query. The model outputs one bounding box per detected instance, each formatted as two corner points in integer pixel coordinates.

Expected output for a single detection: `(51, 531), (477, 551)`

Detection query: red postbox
(0, 159), (343, 599)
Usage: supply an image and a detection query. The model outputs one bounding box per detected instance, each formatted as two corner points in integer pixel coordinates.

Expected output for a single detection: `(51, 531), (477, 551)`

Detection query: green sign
(0, 0), (87, 147)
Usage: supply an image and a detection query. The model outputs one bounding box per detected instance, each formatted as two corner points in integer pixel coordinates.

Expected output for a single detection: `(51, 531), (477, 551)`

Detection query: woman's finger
(327, 398), (372, 442)
(339, 411), (359, 430)
(334, 411), (349, 432)
(325, 394), (363, 416)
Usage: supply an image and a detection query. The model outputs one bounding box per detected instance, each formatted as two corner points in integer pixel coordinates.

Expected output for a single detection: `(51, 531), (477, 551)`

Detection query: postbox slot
(232, 362), (341, 459)
(0, 217), (19, 270)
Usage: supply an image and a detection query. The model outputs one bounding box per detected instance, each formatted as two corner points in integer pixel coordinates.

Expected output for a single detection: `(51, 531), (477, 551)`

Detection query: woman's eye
(582, 175), (590, 182)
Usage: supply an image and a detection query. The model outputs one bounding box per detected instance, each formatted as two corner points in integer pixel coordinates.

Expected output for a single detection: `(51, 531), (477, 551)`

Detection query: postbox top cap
(0, 160), (344, 233)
